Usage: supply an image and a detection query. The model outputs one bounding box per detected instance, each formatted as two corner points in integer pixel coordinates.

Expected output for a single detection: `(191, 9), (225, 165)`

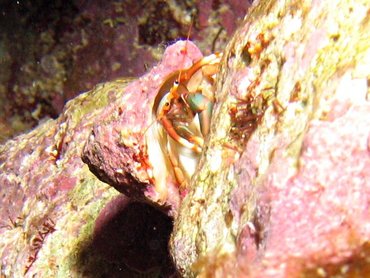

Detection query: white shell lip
(145, 118), (201, 205)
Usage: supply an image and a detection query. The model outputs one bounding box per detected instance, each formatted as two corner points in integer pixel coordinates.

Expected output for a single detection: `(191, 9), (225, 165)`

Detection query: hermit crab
(146, 43), (221, 200)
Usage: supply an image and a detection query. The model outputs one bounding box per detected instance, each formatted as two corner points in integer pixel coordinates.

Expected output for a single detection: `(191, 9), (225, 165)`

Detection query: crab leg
(158, 87), (213, 152)
(185, 93), (213, 136)
(178, 53), (222, 82)
(173, 82), (213, 138)
(153, 53), (221, 158)
(160, 116), (203, 153)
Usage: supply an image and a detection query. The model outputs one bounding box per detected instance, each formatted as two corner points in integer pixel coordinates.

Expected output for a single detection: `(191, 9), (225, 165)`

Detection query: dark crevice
(76, 195), (178, 277)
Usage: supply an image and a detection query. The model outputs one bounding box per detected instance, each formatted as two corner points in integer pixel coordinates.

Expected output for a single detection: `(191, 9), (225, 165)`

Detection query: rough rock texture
(0, 39), (209, 277)
(1, 0), (370, 277)
(170, 0), (370, 277)
(0, 41), (191, 275)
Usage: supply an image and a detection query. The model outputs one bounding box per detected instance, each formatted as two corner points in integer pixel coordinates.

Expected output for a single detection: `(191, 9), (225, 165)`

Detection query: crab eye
(162, 101), (171, 112)
(174, 80), (179, 85)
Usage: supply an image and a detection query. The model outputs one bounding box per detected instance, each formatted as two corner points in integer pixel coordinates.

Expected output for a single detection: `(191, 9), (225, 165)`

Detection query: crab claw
(185, 93), (213, 137)
(160, 116), (203, 153)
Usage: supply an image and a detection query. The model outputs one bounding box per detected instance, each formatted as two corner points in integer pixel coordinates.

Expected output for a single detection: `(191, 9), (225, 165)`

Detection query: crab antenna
(176, 18), (193, 84)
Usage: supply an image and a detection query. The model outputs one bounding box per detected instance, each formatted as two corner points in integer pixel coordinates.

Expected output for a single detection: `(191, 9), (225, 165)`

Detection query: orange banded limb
(160, 116), (203, 153)
(177, 53), (222, 83)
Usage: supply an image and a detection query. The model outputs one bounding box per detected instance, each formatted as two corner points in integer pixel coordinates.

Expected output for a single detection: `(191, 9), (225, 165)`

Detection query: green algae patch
(0, 75), (133, 277)
(68, 166), (116, 207)
(61, 78), (134, 129)
(29, 167), (120, 277)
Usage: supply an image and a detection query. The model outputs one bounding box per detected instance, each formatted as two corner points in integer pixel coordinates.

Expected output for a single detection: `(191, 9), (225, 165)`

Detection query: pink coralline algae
(1, 40), (200, 276)
(232, 88), (370, 277)
(169, 0), (370, 276)
(2, 0), (370, 276)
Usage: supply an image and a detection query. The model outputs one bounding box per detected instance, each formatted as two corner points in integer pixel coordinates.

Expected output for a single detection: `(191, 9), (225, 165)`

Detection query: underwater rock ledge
(0, 0), (369, 277)
(0, 41), (203, 277)
(170, 0), (370, 277)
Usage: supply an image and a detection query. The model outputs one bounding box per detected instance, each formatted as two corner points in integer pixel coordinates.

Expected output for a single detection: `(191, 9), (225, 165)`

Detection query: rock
(170, 0), (370, 277)
(1, 0), (370, 277)
(0, 40), (201, 277)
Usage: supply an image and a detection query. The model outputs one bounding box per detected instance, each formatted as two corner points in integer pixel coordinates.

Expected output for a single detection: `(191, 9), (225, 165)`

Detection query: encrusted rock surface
(0, 41), (200, 276)
(1, 0), (370, 277)
(171, 0), (370, 277)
